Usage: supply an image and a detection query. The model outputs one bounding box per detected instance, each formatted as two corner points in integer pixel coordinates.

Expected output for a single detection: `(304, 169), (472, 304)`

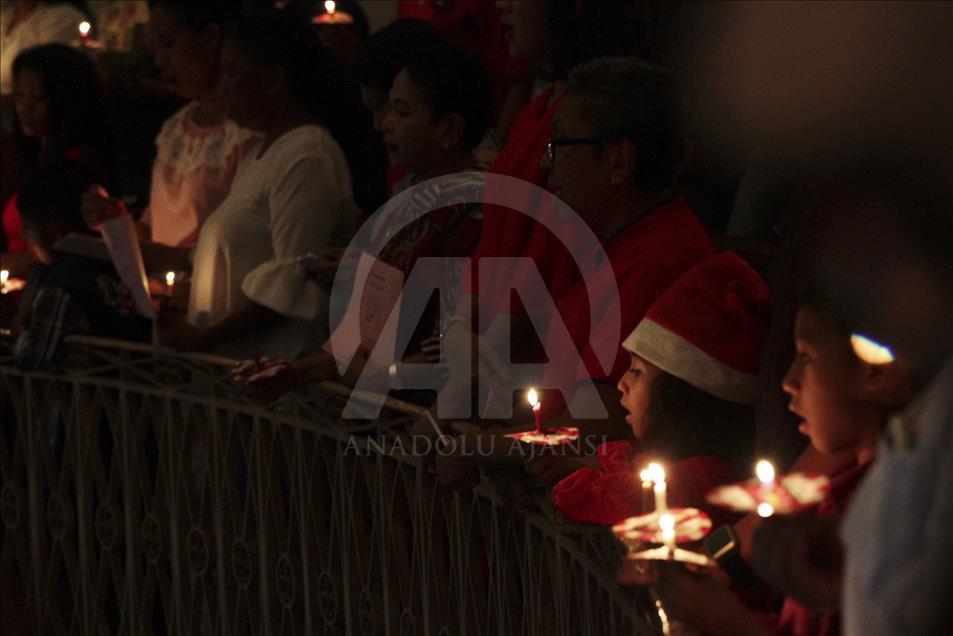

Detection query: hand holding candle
(78, 21), (90, 45)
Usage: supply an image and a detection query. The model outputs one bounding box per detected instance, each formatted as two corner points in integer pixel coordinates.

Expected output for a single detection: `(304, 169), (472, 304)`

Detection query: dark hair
(226, 7), (376, 213)
(546, 0), (649, 80)
(351, 18), (442, 91)
(147, 0), (236, 32)
(401, 42), (492, 152)
(18, 161), (98, 236)
(641, 372), (755, 470)
(11, 44), (113, 186)
(567, 57), (683, 193)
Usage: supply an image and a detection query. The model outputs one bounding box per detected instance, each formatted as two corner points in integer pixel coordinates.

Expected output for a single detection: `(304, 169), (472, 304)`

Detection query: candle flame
(324, 0), (335, 14)
(659, 513), (675, 532)
(850, 333), (895, 365)
(757, 502), (774, 518)
(647, 462), (665, 484)
(527, 388), (538, 407)
(165, 271), (175, 286)
(639, 468), (653, 483)
(756, 460), (775, 484)
(0, 269), (8, 284)
(79, 21), (91, 36)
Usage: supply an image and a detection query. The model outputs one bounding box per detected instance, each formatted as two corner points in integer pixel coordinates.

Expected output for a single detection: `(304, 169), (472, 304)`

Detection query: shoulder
(156, 102), (198, 143)
(269, 125), (343, 162)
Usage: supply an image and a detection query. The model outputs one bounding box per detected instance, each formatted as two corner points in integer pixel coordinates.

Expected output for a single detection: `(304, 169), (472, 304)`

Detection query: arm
(159, 296), (282, 352)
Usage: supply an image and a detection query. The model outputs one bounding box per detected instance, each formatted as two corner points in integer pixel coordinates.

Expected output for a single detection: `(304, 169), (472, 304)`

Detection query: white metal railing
(0, 335), (657, 634)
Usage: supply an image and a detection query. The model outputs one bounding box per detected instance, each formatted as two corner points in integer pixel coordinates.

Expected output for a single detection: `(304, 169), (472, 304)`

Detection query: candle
(324, 0), (336, 14)
(850, 333), (895, 365)
(78, 21), (91, 44)
(527, 388), (543, 434)
(659, 512), (676, 554)
(165, 271), (175, 297)
(640, 468), (653, 514)
(757, 502), (775, 518)
(756, 460), (775, 486)
(0, 269), (8, 294)
(649, 462), (667, 513)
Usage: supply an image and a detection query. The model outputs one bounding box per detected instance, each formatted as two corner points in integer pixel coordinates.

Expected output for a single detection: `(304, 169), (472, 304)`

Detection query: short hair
(567, 57), (683, 193)
(18, 161), (97, 235)
(351, 19), (442, 91)
(147, 0), (237, 33)
(401, 42), (492, 152)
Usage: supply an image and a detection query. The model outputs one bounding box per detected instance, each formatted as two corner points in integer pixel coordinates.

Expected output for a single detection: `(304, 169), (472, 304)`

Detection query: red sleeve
(552, 441), (640, 525)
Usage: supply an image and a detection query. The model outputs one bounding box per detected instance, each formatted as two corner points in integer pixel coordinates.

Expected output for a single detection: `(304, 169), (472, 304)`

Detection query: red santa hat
(622, 251), (770, 404)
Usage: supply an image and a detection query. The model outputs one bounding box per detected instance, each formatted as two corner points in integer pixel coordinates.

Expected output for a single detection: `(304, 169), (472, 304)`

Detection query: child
(14, 162), (151, 370)
(545, 251), (769, 527)
(618, 284), (914, 635)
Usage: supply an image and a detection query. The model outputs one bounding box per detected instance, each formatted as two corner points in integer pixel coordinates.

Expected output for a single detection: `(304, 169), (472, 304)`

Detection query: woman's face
(497, 1), (551, 66)
(617, 353), (664, 439)
(14, 69), (51, 140)
(148, 3), (222, 99)
(381, 69), (444, 174)
(219, 36), (273, 131)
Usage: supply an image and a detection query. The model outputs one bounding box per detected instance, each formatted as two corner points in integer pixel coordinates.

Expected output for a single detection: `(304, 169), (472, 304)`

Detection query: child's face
(783, 307), (871, 455)
(14, 69), (51, 140)
(381, 69), (445, 175)
(617, 353), (664, 439)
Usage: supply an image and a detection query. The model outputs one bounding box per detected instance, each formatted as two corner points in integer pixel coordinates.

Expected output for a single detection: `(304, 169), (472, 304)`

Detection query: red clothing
(464, 87), (572, 314)
(541, 197), (714, 415)
(2, 192), (25, 253)
(553, 441), (742, 526)
(773, 461), (869, 636)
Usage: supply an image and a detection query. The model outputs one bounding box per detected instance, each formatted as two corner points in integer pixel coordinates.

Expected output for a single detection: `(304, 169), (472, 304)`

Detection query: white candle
(659, 512), (676, 553)
(640, 468), (653, 514)
(0, 269), (8, 293)
(649, 462), (667, 513)
(527, 388), (543, 434)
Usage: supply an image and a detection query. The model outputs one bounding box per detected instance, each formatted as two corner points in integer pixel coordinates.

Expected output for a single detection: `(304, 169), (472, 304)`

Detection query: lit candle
(640, 468), (653, 514)
(756, 460), (775, 486)
(850, 333), (895, 365)
(649, 462), (667, 513)
(78, 21), (91, 45)
(757, 502), (775, 518)
(659, 512), (676, 554)
(165, 271), (175, 297)
(324, 0), (336, 14)
(0, 269), (8, 293)
(527, 388), (543, 434)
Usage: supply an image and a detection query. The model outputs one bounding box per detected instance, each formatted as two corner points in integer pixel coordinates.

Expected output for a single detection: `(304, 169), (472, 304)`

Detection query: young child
(545, 251), (769, 527)
(617, 284), (914, 635)
(14, 162), (151, 370)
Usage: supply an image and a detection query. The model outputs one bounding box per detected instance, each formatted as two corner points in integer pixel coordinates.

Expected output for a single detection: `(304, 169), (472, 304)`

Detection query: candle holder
(706, 472), (830, 516)
(612, 507), (712, 566)
(504, 388), (580, 446)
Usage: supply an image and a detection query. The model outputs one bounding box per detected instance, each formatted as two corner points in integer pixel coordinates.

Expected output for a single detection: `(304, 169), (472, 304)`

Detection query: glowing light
(639, 468), (653, 483)
(648, 462), (665, 484)
(757, 502), (774, 518)
(756, 460), (775, 485)
(527, 388), (538, 407)
(0, 270), (8, 285)
(78, 21), (91, 37)
(324, 0), (335, 14)
(165, 271), (175, 286)
(658, 513), (675, 532)
(850, 333), (895, 365)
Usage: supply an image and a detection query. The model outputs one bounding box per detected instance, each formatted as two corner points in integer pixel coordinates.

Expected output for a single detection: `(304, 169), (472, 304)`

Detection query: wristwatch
(703, 525), (760, 589)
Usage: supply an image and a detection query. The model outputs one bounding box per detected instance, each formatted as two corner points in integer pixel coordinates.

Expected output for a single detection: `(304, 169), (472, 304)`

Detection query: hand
(750, 515), (843, 610)
(651, 562), (767, 635)
(81, 184), (127, 230)
(232, 356), (298, 403)
(525, 453), (599, 486)
(157, 311), (207, 351)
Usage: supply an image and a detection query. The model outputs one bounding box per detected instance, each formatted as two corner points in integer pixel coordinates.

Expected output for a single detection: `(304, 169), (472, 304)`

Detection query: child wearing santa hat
(545, 251), (770, 527)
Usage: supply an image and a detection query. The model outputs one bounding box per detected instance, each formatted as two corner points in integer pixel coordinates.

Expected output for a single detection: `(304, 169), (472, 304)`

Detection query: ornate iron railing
(0, 335), (656, 634)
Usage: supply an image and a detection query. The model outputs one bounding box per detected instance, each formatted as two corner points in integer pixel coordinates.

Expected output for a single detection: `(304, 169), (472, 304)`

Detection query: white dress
(188, 125), (358, 359)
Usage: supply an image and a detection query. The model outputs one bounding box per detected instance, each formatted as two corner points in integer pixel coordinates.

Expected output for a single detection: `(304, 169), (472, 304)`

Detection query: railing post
(23, 376), (45, 631)
(73, 380), (94, 634)
(164, 396), (184, 633)
(212, 404), (228, 636)
(253, 415), (272, 634)
(120, 381), (138, 634)
(294, 427), (314, 633)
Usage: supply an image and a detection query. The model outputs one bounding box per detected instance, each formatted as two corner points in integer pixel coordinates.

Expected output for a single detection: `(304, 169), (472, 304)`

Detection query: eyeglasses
(545, 136), (624, 163)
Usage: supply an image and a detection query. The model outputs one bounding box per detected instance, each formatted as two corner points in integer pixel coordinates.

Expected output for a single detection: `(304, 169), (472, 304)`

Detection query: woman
(2, 43), (112, 276)
(158, 8), (360, 359)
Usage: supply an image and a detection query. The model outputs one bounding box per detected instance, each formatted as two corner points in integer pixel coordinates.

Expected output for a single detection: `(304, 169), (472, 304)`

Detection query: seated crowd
(0, 1), (949, 635)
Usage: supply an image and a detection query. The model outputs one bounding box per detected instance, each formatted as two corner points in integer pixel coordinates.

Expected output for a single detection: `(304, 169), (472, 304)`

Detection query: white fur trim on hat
(623, 319), (759, 404)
